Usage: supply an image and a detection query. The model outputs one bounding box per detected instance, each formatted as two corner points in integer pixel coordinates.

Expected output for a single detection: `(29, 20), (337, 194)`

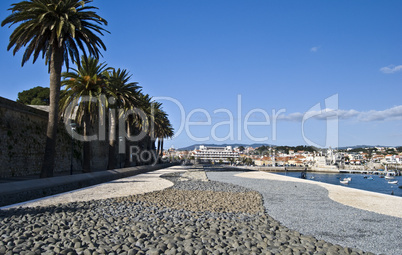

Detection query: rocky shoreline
(0, 169), (375, 255)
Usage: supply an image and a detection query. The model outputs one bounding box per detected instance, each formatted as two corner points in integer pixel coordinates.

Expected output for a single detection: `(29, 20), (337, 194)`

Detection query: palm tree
(60, 56), (109, 172)
(104, 68), (141, 169)
(157, 121), (174, 160)
(150, 102), (174, 162)
(132, 93), (153, 165)
(122, 89), (148, 167)
(155, 110), (174, 160)
(148, 101), (164, 163)
(2, 0), (108, 177)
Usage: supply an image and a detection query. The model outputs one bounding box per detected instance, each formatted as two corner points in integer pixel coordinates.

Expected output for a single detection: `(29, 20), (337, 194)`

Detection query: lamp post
(70, 123), (77, 175)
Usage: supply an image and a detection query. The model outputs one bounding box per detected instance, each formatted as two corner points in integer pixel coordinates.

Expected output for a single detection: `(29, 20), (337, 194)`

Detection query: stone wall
(0, 97), (81, 178)
(0, 96), (163, 178)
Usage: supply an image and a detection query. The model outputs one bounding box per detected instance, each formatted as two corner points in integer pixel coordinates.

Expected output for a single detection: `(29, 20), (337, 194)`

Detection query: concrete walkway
(1, 166), (187, 209)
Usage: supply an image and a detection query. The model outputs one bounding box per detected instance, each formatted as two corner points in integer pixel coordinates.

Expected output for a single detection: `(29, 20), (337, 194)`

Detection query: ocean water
(274, 171), (402, 197)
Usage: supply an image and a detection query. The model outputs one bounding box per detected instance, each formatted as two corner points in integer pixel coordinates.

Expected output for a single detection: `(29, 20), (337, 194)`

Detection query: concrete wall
(0, 96), (79, 178)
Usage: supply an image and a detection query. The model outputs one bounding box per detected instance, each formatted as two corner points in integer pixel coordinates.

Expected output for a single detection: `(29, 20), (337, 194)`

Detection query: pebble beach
(0, 166), (400, 254)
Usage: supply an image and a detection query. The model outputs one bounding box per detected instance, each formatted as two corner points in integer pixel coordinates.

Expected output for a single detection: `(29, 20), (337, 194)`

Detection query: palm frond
(2, 0), (109, 69)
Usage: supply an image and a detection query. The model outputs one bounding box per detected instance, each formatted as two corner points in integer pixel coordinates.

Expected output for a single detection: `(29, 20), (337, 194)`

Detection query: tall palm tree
(147, 101), (164, 163)
(104, 68), (141, 169)
(127, 95), (174, 165)
(122, 89), (147, 167)
(149, 101), (175, 162)
(154, 107), (166, 157)
(154, 108), (174, 160)
(157, 120), (174, 160)
(60, 56), (109, 172)
(136, 93), (152, 133)
(131, 92), (153, 165)
(2, 0), (108, 177)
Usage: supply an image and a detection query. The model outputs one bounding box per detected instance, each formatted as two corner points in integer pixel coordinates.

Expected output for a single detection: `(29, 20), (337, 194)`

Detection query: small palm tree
(104, 68), (141, 169)
(2, 0), (108, 177)
(60, 56), (109, 172)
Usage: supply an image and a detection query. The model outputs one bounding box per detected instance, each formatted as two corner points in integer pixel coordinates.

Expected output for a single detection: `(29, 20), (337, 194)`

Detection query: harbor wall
(0, 97), (80, 178)
(237, 166), (340, 173)
(0, 96), (160, 178)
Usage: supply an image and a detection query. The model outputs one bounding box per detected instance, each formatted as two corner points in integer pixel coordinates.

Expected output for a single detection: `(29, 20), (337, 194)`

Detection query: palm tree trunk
(83, 107), (91, 172)
(150, 136), (157, 165)
(129, 125), (141, 166)
(124, 120), (131, 167)
(160, 138), (164, 158)
(156, 139), (161, 160)
(146, 134), (152, 165)
(40, 46), (63, 178)
(107, 109), (116, 170)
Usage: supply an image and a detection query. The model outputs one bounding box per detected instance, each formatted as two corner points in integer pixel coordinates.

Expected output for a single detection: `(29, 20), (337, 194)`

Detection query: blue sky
(1, 0), (401, 149)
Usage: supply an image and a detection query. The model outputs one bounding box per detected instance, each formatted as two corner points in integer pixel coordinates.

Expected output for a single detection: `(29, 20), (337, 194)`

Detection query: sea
(274, 171), (402, 197)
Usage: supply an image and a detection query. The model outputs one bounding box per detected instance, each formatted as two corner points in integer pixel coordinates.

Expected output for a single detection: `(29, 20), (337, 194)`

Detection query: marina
(339, 168), (402, 175)
(274, 171), (402, 197)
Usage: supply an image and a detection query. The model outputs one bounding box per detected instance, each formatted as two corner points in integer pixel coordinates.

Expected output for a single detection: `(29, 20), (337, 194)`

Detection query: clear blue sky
(1, 0), (401, 149)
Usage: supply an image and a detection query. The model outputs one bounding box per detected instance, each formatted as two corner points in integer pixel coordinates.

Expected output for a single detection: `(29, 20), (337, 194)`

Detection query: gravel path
(207, 171), (402, 255)
(0, 168), (378, 255)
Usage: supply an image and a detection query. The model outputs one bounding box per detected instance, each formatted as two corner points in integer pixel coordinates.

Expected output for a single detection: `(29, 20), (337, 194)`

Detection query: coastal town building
(244, 146), (255, 154)
(384, 154), (402, 164)
(192, 145), (239, 161)
(168, 144), (402, 171)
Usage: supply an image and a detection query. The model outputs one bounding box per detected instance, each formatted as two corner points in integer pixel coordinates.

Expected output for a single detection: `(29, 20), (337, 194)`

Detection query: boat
(385, 170), (396, 180)
(310, 176), (315, 180)
(343, 177), (352, 182)
(340, 180), (349, 184)
(367, 176), (374, 180)
(388, 180), (398, 184)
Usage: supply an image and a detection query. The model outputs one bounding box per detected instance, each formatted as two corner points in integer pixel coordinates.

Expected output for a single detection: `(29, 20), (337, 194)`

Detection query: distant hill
(338, 145), (393, 150)
(178, 144), (400, 151)
(178, 143), (271, 151)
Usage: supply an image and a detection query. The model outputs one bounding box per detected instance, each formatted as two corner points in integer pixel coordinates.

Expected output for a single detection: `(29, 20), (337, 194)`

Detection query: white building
(383, 154), (402, 164)
(310, 148), (344, 169)
(192, 145), (239, 161)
